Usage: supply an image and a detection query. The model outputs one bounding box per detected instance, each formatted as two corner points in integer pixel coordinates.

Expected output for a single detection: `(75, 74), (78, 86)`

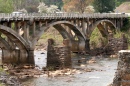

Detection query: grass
(36, 27), (63, 49)
(90, 28), (107, 49)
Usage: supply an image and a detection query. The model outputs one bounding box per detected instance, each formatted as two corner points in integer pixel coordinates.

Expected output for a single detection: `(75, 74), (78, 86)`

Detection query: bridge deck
(0, 13), (128, 21)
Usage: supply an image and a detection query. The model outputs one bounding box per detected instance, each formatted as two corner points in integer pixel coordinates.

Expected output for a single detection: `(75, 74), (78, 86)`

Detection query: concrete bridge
(0, 13), (128, 64)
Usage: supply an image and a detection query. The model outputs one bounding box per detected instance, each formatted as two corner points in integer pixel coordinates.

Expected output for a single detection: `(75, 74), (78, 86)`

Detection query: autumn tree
(63, 0), (94, 13)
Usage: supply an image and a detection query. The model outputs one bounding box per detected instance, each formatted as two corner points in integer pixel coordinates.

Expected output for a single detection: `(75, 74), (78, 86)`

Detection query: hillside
(115, 2), (130, 13)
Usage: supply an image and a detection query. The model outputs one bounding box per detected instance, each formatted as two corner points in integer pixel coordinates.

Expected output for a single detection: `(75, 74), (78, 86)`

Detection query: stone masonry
(112, 50), (130, 86)
(105, 34), (128, 55)
(90, 34), (128, 55)
(47, 39), (71, 69)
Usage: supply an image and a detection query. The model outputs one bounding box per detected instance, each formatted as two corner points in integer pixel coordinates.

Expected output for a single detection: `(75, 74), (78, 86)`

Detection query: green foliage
(113, 31), (130, 49)
(90, 28), (107, 49)
(0, 83), (5, 86)
(113, 31), (123, 39)
(0, 67), (4, 72)
(37, 27), (63, 47)
(115, 0), (128, 7)
(121, 18), (130, 32)
(0, 0), (13, 13)
(93, 0), (115, 13)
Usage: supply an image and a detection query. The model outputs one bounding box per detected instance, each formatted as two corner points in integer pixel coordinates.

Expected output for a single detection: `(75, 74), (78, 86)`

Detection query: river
(22, 51), (118, 86)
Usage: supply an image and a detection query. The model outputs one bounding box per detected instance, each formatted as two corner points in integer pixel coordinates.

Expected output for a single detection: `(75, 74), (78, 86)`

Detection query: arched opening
(35, 26), (64, 50)
(34, 21), (86, 68)
(34, 24), (72, 68)
(89, 20), (116, 55)
(0, 25), (30, 64)
(34, 21), (86, 52)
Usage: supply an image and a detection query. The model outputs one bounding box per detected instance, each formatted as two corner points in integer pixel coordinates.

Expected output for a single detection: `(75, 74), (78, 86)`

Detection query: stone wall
(90, 34), (128, 55)
(47, 39), (71, 69)
(112, 50), (130, 86)
(105, 34), (128, 55)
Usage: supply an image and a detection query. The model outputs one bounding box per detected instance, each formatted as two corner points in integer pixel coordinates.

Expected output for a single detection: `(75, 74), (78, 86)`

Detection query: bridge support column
(32, 22), (36, 37)
(116, 19), (121, 30)
(2, 49), (11, 63)
(47, 39), (71, 69)
(27, 49), (35, 64)
(23, 22), (29, 41)
(81, 19), (86, 35)
(85, 39), (90, 53)
(113, 50), (130, 86)
(2, 49), (21, 64)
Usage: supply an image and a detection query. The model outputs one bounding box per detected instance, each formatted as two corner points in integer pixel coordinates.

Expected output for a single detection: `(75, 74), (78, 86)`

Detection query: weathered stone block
(112, 50), (130, 86)
(47, 39), (72, 70)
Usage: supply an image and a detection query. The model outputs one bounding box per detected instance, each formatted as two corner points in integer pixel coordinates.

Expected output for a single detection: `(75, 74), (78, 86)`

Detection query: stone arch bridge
(0, 13), (128, 64)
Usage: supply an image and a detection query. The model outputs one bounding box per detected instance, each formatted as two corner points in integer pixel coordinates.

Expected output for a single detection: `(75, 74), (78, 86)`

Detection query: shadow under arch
(88, 19), (116, 38)
(33, 21), (86, 51)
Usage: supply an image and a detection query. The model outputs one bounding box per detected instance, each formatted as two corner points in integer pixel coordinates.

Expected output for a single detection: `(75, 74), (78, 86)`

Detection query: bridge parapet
(0, 13), (128, 20)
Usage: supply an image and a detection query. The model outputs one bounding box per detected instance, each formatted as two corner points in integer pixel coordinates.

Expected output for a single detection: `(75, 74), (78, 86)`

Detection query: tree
(11, 0), (39, 13)
(0, 0), (13, 13)
(85, 5), (95, 13)
(37, 2), (60, 13)
(39, 0), (63, 10)
(115, 0), (128, 7)
(37, 2), (48, 13)
(63, 0), (93, 13)
(47, 5), (60, 13)
(93, 0), (115, 13)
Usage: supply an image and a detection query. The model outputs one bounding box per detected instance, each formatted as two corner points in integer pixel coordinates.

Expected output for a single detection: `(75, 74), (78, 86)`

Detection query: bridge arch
(88, 19), (116, 38)
(0, 25), (30, 50)
(34, 21), (86, 51)
(0, 25), (31, 63)
(0, 37), (11, 50)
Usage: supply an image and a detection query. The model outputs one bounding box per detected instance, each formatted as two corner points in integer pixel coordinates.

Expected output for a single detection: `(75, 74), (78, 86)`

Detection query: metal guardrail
(0, 13), (128, 19)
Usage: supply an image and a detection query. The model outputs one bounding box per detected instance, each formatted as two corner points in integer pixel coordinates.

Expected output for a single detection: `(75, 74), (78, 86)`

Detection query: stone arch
(0, 25), (30, 50)
(33, 21), (86, 51)
(88, 19), (116, 38)
(0, 25), (30, 63)
(0, 37), (11, 50)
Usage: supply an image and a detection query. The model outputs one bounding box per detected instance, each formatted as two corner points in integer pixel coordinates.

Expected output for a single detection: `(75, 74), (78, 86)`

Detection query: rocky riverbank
(0, 54), (118, 86)
(0, 70), (21, 86)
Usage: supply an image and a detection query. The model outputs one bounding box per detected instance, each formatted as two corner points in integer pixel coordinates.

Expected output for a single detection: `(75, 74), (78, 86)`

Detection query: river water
(22, 51), (118, 86)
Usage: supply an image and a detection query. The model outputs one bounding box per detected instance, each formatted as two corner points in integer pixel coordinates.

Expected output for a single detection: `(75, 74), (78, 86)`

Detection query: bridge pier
(1, 46), (34, 64)
(27, 49), (35, 64)
(2, 49), (11, 63)
(85, 39), (90, 53)
(113, 50), (130, 86)
(81, 19), (86, 35)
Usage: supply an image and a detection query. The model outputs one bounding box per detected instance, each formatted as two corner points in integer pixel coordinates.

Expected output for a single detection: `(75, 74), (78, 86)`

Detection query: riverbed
(22, 51), (118, 86)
